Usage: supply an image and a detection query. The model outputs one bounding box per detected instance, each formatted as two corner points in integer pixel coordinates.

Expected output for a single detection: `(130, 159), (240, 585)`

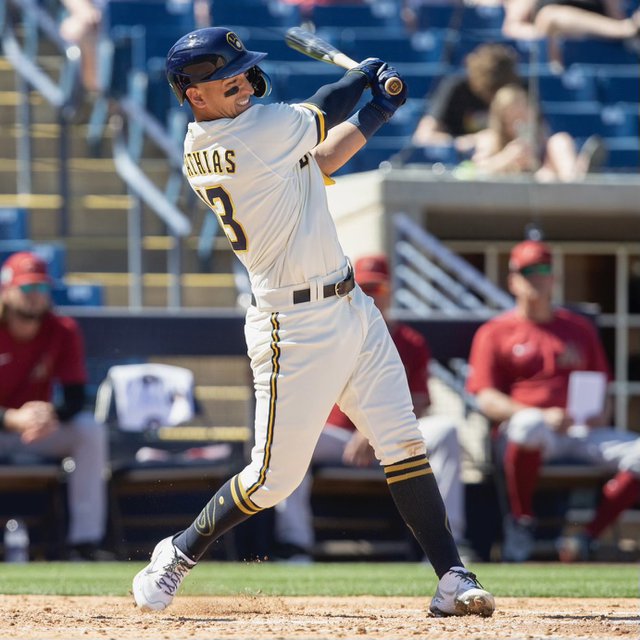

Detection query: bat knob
(384, 77), (403, 96)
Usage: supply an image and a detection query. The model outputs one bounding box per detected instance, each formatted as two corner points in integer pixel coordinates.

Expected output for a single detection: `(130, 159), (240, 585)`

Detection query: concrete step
(0, 157), (171, 195)
(0, 193), (168, 237)
(4, 122), (115, 159)
(61, 235), (235, 273)
(194, 385), (252, 427)
(149, 356), (251, 386)
(66, 271), (238, 307)
(0, 90), (61, 125)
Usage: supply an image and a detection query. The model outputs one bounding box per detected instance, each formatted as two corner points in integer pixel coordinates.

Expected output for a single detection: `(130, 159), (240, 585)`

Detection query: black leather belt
(251, 266), (355, 307)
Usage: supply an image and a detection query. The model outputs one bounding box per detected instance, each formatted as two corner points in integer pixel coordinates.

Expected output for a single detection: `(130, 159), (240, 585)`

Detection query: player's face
(509, 264), (554, 303)
(1, 282), (51, 337)
(188, 72), (254, 120)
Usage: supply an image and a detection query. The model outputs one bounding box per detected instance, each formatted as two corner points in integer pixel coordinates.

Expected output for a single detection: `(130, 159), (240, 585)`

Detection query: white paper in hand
(567, 371), (606, 425)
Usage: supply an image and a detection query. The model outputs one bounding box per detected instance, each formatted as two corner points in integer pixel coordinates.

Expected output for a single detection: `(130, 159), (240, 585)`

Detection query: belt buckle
(334, 268), (353, 298)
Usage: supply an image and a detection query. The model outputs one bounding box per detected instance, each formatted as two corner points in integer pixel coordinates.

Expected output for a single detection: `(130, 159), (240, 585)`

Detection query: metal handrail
(0, 0), (82, 235)
(110, 114), (191, 309)
(393, 212), (514, 313)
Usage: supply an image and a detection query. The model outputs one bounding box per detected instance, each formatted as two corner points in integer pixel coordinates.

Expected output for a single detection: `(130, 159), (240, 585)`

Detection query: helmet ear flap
(247, 66), (271, 98)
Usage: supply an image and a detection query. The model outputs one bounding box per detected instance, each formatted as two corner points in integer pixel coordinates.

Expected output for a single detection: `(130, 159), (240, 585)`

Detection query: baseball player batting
(133, 27), (494, 618)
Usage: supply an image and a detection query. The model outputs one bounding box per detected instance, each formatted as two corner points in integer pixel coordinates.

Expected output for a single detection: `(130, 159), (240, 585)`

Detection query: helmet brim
(217, 50), (267, 80)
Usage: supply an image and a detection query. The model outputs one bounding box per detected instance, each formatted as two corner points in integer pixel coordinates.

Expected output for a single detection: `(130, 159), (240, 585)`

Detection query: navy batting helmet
(166, 27), (271, 105)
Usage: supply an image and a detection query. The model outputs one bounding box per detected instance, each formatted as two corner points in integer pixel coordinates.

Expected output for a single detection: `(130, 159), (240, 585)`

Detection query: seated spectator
(502, 0), (640, 70)
(274, 254), (469, 562)
(466, 239), (640, 562)
(59, 0), (104, 92)
(0, 252), (109, 560)
(471, 84), (605, 181)
(411, 43), (521, 155)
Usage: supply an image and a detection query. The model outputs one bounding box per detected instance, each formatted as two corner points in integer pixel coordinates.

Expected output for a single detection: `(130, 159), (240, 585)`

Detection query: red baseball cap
(0, 251), (51, 289)
(354, 254), (390, 289)
(509, 240), (552, 272)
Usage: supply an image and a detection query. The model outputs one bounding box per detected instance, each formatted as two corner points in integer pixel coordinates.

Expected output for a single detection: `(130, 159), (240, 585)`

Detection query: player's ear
(185, 86), (205, 108)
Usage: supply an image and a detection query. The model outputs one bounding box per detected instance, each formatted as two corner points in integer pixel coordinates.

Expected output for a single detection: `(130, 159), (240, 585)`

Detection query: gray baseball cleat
(133, 536), (196, 611)
(429, 567), (495, 617)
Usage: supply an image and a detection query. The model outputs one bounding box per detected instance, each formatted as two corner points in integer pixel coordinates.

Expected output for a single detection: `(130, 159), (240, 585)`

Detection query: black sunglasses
(519, 263), (552, 276)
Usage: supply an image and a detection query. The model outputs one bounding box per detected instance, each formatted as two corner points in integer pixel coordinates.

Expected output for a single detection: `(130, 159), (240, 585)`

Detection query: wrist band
(348, 102), (388, 140)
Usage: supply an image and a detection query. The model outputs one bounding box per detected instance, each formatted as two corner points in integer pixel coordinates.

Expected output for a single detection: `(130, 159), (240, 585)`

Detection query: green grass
(0, 562), (637, 598)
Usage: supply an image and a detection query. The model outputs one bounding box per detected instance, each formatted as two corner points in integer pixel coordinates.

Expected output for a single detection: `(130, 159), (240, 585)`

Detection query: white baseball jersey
(184, 102), (345, 292)
(183, 100), (424, 510)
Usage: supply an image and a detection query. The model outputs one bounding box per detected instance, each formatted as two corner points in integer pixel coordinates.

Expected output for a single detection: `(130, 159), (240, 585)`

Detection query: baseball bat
(284, 27), (404, 96)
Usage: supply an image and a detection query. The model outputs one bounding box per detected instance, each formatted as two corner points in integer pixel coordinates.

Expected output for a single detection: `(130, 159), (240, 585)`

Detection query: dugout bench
(1, 310), (628, 561)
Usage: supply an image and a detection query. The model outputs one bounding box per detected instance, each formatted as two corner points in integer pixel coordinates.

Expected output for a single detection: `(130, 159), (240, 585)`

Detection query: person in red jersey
(274, 254), (467, 562)
(0, 252), (108, 560)
(467, 239), (640, 562)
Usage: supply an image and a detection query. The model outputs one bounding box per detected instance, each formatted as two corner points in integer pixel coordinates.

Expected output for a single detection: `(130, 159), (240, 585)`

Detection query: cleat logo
(195, 502), (216, 536)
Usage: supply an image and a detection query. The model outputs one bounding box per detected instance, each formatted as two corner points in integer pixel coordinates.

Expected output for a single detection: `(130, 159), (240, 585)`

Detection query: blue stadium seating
(393, 63), (449, 101)
(596, 69), (640, 105)
(88, 0), (638, 175)
(99, 0), (196, 98)
(538, 66), (598, 103)
(276, 65), (344, 103)
(210, 0), (300, 28)
(459, 4), (505, 32)
(309, 3), (399, 29)
(415, 3), (456, 29)
(52, 283), (105, 307)
(544, 101), (639, 138)
(402, 143), (460, 167)
(245, 33), (314, 62)
(337, 27), (449, 64)
(562, 38), (640, 67)
(602, 136), (640, 170)
(0, 208), (28, 241)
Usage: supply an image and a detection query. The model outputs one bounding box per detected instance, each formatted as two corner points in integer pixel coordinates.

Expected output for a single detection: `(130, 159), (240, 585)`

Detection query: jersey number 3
(196, 185), (248, 252)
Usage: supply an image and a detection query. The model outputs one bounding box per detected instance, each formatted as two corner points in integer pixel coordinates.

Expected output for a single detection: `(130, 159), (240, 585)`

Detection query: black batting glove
(346, 57), (385, 87)
(370, 63), (408, 121)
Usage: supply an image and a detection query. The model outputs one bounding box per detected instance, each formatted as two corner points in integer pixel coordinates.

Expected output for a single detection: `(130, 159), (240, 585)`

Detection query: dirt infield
(0, 595), (637, 639)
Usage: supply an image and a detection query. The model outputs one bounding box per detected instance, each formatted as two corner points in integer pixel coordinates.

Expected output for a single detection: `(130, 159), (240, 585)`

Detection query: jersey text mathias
(184, 149), (236, 177)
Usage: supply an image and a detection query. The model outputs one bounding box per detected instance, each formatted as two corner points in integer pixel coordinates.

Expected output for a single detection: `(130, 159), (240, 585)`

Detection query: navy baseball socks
(384, 454), (495, 617)
(133, 474), (259, 610)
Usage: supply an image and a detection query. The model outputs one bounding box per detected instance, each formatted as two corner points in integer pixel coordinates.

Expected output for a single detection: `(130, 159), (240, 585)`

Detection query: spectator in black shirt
(412, 43), (521, 155)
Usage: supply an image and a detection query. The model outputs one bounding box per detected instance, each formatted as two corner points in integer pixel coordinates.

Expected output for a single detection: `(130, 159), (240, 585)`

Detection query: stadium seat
(0, 208), (28, 241)
(394, 64), (449, 101)
(277, 65), (344, 103)
(459, 4), (505, 32)
(52, 283), (105, 307)
(338, 136), (409, 174)
(596, 69), (640, 105)
(602, 136), (640, 171)
(309, 3), (397, 29)
(210, 0), (300, 28)
(415, 2), (456, 30)
(561, 38), (640, 67)
(401, 143), (460, 167)
(538, 66), (598, 103)
(338, 29), (447, 64)
(244, 33), (312, 62)
(543, 101), (639, 138)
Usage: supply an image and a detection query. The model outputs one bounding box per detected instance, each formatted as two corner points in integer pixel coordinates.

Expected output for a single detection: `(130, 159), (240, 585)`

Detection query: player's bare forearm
(476, 388), (528, 423)
(311, 121), (367, 176)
